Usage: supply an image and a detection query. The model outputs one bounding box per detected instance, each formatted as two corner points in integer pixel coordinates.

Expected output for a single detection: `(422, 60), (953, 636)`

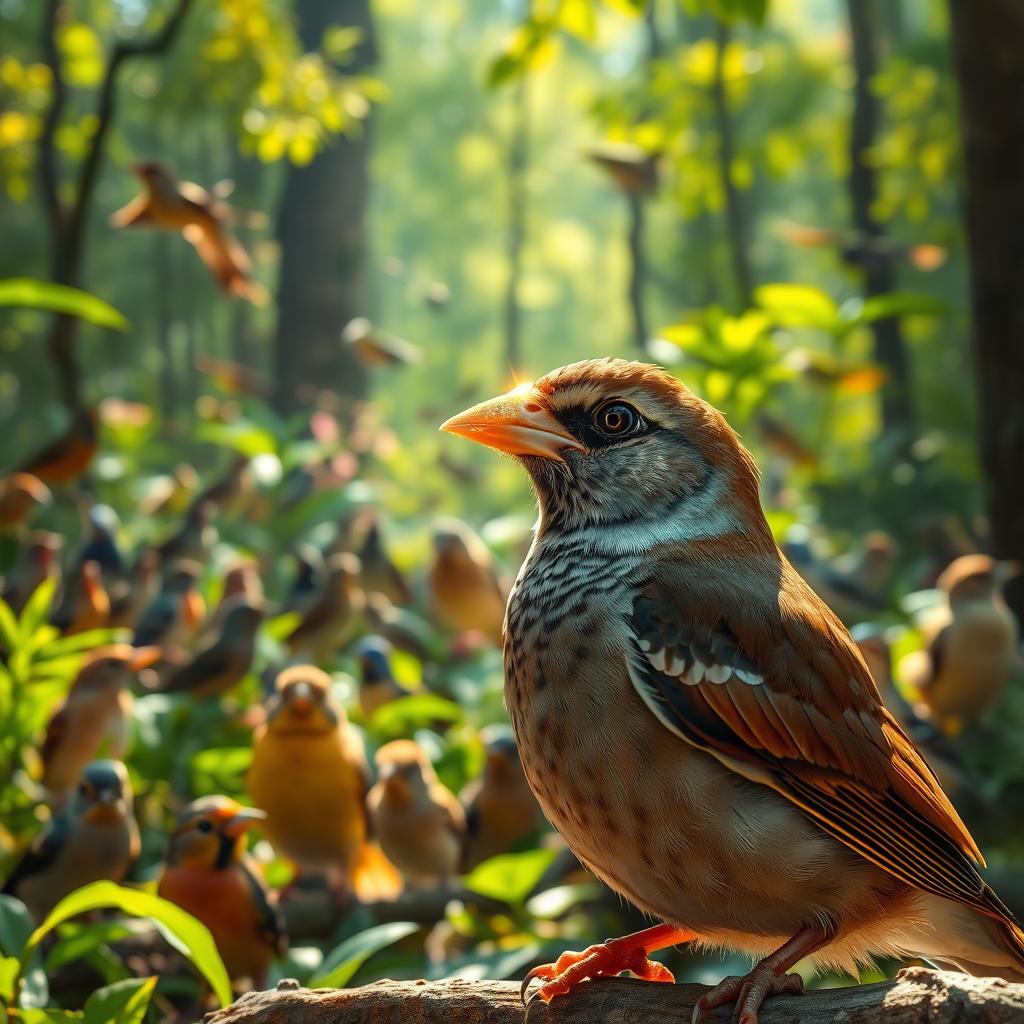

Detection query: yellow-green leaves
(310, 922), (419, 989)
(0, 280), (129, 332)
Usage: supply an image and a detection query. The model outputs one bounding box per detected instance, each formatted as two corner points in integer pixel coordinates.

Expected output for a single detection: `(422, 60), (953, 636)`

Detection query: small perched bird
(249, 666), (395, 901)
(51, 560), (110, 635)
(354, 512), (412, 606)
(157, 597), (263, 699)
(286, 553), (365, 662)
(153, 501), (217, 566)
(41, 646), (160, 801)
(75, 503), (124, 578)
(341, 317), (420, 367)
(110, 162), (267, 305)
(3, 761), (139, 922)
(202, 561), (263, 641)
(0, 473), (52, 530)
(355, 636), (408, 717)
(157, 796), (285, 988)
(108, 549), (160, 630)
(900, 555), (1020, 733)
(427, 519), (506, 644)
(12, 407), (99, 486)
(586, 141), (661, 196)
(1, 530), (62, 615)
(442, 359), (1024, 1021)
(364, 592), (432, 662)
(368, 740), (464, 887)
(133, 560), (205, 649)
(460, 727), (546, 871)
(189, 455), (253, 520)
(282, 544), (325, 617)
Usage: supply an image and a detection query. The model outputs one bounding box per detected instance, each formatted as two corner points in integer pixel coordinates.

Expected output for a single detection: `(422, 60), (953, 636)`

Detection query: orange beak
(223, 806), (266, 839)
(440, 384), (583, 461)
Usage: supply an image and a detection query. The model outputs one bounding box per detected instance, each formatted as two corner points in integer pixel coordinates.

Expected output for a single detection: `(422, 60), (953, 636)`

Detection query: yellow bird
(157, 796), (285, 989)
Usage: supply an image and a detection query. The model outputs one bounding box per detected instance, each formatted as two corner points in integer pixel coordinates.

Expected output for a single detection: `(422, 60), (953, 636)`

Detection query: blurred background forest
(1, 0), (1023, 1020)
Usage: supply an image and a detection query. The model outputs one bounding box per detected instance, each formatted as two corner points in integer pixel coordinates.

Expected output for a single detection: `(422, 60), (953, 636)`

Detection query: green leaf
(17, 577), (58, 640)
(83, 976), (156, 1024)
(461, 848), (557, 905)
(20, 882), (231, 1008)
(368, 694), (464, 736)
(45, 920), (141, 973)
(309, 922), (419, 989)
(0, 895), (47, 1007)
(0, 598), (19, 652)
(525, 883), (602, 919)
(755, 283), (838, 331)
(0, 279), (129, 331)
(20, 1010), (83, 1024)
(857, 291), (948, 324)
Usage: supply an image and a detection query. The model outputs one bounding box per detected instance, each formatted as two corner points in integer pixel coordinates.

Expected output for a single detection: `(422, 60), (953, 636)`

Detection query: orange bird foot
(521, 924), (690, 1008)
(691, 966), (804, 1024)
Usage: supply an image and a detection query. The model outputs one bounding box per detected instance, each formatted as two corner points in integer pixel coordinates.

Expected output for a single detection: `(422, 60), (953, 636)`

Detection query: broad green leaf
(21, 882), (231, 1008)
(0, 895), (47, 1007)
(83, 976), (156, 1024)
(858, 291), (948, 324)
(0, 599), (19, 651)
(461, 848), (557, 905)
(0, 279), (128, 331)
(310, 922), (419, 988)
(45, 920), (141, 973)
(755, 283), (838, 331)
(525, 883), (602, 919)
(20, 1011), (83, 1024)
(369, 694), (463, 736)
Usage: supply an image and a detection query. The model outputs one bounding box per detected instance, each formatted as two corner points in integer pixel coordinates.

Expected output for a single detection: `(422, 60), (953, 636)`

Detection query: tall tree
(948, 0), (1024, 620)
(272, 0), (377, 415)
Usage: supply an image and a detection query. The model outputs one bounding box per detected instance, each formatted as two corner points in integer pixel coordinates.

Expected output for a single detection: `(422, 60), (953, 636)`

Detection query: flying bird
(341, 317), (420, 368)
(442, 358), (1024, 1022)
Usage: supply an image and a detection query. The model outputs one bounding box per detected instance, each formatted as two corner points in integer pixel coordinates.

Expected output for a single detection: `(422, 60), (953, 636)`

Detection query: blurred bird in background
(286, 553), (365, 662)
(282, 544), (325, 617)
(51, 560), (109, 635)
(460, 726), (546, 871)
(341, 317), (421, 368)
(74, 504), (124, 579)
(132, 560), (205, 649)
(153, 500), (217, 566)
(157, 796), (285, 989)
(355, 635), (409, 718)
(108, 549), (160, 630)
(0, 473), (52, 531)
(2, 760), (139, 923)
(368, 740), (464, 888)
(586, 141), (661, 196)
(776, 220), (948, 272)
(352, 510), (412, 606)
(1, 530), (62, 615)
(12, 407), (99, 487)
(427, 519), (506, 644)
(202, 560), (264, 641)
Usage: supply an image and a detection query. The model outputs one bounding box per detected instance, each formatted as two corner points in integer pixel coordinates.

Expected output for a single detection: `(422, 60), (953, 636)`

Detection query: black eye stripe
(554, 402), (653, 448)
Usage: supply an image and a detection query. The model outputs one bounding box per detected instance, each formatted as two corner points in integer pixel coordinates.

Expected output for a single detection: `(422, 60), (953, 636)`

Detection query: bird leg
(521, 922), (694, 1005)
(690, 923), (834, 1024)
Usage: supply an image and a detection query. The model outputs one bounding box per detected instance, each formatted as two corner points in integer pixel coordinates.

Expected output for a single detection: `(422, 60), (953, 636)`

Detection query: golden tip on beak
(224, 807), (266, 837)
(440, 384), (583, 461)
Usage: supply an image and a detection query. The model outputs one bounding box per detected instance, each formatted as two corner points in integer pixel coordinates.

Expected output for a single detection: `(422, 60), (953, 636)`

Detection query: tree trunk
(202, 970), (1024, 1024)
(846, 0), (914, 437)
(272, 0), (377, 415)
(948, 0), (1024, 623)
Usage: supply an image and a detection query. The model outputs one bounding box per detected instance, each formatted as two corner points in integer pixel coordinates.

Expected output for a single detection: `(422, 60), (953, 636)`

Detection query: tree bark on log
(204, 969), (1024, 1024)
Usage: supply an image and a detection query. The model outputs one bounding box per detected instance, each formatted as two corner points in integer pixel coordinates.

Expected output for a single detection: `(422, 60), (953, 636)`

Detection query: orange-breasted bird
(3, 760), (139, 923)
(442, 358), (1024, 1021)
(368, 740), (464, 888)
(1, 530), (62, 615)
(157, 796), (285, 988)
(11, 407), (99, 487)
(460, 726), (546, 871)
(286, 553), (365, 662)
(586, 141), (661, 196)
(132, 560), (205, 649)
(41, 645), (161, 802)
(248, 666), (397, 902)
(426, 519), (506, 644)
(51, 560), (110, 636)
(110, 162), (267, 305)
(156, 597), (262, 699)
(900, 555), (1021, 733)
(0, 473), (52, 530)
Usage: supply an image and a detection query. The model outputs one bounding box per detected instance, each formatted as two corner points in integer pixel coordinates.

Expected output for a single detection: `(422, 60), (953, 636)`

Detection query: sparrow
(108, 549), (160, 630)
(442, 358), (1024, 1022)
(110, 162), (267, 305)
(1, 530), (62, 616)
(282, 544), (326, 617)
(132, 560), (205, 649)
(156, 597), (263, 699)
(2, 760), (139, 923)
(11, 407), (99, 486)
(586, 141), (661, 196)
(426, 518), (506, 644)
(341, 317), (421, 367)
(202, 560), (264, 641)
(50, 559), (110, 635)
(368, 740), (464, 887)
(248, 666), (396, 902)
(153, 500), (217, 566)
(41, 645), (161, 802)
(156, 796), (285, 988)
(460, 726), (546, 871)
(354, 511), (412, 606)
(0, 473), (52, 530)
(355, 635), (408, 718)
(900, 555), (1020, 733)
(285, 553), (365, 662)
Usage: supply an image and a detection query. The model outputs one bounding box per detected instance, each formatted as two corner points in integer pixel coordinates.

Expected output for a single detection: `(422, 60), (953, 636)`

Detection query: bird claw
(691, 967), (804, 1024)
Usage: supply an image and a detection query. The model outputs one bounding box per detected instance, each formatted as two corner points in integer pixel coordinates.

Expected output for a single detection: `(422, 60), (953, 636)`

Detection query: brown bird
(3, 760), (139, 923)
(776, 220), (948, 272)
(202, 560), (263, 642)
(41, 645), (160, 801)
(442, 359), (1024, 1022)
(426, 519), (506, 644)
(353, 511), (412, 606)
(51, 560), (110, 636)
(460, 727), (546, 871)
(108, 550), (160, 630)
(900, 555), (1020, 733)
(286, 553), (365, 662)
(586, 141), (661, 196)
(157, 796), (285, 988)
(132, 560), (205, 649)
(157, 597), (263, 699)
(341, 317), (420, 367)
(0, 473), (52, 530)
(153, 500), (217, 566)
(110, 162), (267, 305)
(12, 407), (99, 487)
(368, 740), (464, 888)
(1, 530), (62, 615)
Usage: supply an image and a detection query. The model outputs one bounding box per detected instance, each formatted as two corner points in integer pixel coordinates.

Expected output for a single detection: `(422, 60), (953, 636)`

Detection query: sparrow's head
(28, 531), (62, 567)
(432, 518), (490, 568)
(165, 560), (201, 592)
(166, 795), (264, 870)
(375, 739), (433, 803)
(479, 726), (523, 786)
(939, 554), (1020, 609)
(267, 664), (340, 731)
(74, 643), (161, 694)
(442, 359), (766, 542)
(70, 760), (134, 826)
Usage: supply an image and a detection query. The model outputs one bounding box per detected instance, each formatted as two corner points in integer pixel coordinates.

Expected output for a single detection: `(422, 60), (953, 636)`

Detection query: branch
(38, 0), (67, 266)
(202, 969), (1024, 1024)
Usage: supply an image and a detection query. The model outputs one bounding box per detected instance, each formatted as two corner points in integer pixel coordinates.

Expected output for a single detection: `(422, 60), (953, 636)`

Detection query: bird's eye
(593, 401), (643, 438)
(197, 820), (213, 834)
